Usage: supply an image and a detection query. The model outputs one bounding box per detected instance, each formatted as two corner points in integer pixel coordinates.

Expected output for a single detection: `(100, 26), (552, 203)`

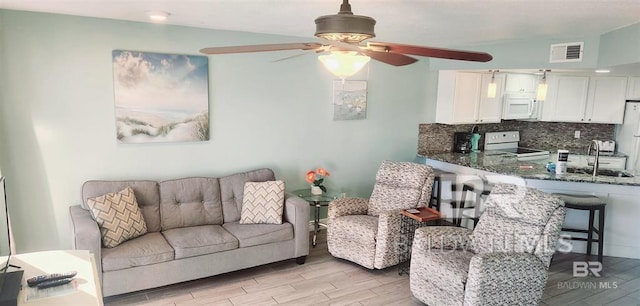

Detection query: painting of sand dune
(112, 50), (209, 143)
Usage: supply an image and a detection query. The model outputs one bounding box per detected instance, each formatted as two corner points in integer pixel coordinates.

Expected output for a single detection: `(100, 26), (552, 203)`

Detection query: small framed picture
(332, 80), (367, 120)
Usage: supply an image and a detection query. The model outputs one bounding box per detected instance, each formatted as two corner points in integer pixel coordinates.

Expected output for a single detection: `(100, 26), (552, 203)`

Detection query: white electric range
(484, 131), (550, 161)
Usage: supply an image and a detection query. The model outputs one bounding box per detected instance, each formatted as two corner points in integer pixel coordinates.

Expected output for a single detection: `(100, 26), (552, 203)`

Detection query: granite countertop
(419, 152), (640, 186)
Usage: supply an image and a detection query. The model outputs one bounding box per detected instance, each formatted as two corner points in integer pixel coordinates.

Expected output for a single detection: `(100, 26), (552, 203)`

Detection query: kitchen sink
(566, 168), (634, 178)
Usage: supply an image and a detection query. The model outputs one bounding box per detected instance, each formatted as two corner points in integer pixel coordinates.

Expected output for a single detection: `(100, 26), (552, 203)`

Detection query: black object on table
(0, 269), (23, 306)
(398, 207), (444, 275)
(293, 189), (340, 247)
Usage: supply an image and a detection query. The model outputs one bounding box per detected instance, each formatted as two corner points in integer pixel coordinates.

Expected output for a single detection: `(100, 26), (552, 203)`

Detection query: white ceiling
(1, 0), (640, 48)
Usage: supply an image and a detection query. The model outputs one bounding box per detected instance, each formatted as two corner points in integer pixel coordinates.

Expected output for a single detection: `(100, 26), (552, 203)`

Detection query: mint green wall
(430, 36), (601, 70)
(0, 10), (429, 252)
(598, 22), (640, 67)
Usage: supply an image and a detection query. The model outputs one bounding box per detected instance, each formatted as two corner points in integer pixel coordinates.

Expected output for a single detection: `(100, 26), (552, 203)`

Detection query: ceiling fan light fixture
(314, 0), (376, 43)
(318, 51), (370, 79)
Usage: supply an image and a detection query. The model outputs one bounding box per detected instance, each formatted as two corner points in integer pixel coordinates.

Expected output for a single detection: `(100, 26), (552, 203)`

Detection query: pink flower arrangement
(305, 168), (330, 192)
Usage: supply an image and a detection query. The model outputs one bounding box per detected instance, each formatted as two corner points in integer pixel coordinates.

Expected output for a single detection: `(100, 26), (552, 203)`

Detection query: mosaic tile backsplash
(418, 121), (615, 155)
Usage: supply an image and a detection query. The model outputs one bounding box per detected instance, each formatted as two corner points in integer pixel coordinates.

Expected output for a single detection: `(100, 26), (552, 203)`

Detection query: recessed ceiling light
(595, 69), (611, 73)
(147, 11), (170, 22)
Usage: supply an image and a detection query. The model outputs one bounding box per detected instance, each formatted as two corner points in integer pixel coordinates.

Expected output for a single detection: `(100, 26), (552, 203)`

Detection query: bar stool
(429, 169), (454, 212)
(456, 181), (493, 228)
(554, 193), (606, 263)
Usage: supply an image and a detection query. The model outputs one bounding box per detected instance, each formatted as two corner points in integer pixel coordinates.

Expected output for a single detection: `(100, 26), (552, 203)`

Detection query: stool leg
(456, 186), (470, 227)
(586, 209), (595, 257)
(435, 177), (442, 211)
(598, 207), (605, 264)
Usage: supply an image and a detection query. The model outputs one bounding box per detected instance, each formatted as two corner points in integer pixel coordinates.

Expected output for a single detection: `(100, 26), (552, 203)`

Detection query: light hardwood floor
(104, 231), (640, 306)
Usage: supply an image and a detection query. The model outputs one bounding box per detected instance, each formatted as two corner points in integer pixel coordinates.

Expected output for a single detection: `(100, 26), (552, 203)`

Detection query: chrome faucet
(587, 140), (600, 177)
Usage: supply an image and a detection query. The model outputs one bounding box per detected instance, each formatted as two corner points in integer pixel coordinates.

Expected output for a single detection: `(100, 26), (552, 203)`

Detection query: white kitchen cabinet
(541, 75), (589, 122)
(585, 76), (627, 123)
(504, 73), (539, 93)
(435, 71), (504, 124)
(541, 75), (626, 124)
(627, 76), (640, 99)
(478, 73), (506, 123)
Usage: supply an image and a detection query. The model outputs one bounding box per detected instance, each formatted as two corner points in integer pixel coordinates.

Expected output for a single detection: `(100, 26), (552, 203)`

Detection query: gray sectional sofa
(69, 168), (310, 297)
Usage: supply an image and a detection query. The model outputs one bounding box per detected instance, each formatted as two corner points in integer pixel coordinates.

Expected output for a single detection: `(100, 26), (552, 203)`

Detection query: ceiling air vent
(549, 42), (584, 63)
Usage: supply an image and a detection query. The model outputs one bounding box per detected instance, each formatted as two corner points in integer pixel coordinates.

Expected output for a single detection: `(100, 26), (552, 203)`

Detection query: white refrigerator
(615, 101), (640, 174)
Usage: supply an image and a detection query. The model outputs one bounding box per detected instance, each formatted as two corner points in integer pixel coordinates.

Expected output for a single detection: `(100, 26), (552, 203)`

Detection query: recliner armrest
(413, 226), (473, 252)
(327, 197), (368, 220)
(69, 205), (103, 280)
(372, 209), (404, 269)
(465, 252), (548, 305)
(283, 193), (310, 258)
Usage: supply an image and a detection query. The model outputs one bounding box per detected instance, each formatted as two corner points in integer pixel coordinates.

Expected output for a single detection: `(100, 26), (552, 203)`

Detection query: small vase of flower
(306, 168), (330, 195)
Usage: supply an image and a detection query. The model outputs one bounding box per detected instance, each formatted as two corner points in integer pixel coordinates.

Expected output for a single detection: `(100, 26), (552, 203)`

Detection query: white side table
(1, 250), (103, 305)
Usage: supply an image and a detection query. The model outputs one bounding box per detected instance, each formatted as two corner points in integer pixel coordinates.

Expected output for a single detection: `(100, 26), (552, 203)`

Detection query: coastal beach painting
(112, 50), (210, 143)
(332, 80), (367, 120)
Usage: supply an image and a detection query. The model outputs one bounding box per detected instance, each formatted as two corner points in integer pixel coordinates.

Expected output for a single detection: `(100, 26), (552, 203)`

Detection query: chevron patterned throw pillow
(240, 180), (285, 224)
(86, 186), (148, 248)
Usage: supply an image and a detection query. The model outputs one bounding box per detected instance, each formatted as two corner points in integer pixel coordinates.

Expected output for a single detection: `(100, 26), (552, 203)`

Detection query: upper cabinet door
(586, 76), (627, 124)
(435, 71), (484, 124)
(541, 75), (627, 124)
(628, 76), (640, 99)
(452, 72), (483, 123)
(504, 74), (539, 93)
(478, 73), (505, 123)
(541, 75), (589, 122)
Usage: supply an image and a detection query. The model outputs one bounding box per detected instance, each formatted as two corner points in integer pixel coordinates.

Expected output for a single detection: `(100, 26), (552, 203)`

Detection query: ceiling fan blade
(363, 50), (418, 66)
(368, 41), (493, 62)
(200, 43), (324, 55)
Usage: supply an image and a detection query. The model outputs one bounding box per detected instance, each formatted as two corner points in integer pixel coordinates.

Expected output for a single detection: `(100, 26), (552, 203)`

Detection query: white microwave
(503, 93), (540, 120)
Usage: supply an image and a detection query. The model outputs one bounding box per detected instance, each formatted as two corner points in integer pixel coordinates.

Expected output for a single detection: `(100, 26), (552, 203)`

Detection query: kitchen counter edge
(416, 153), (640, 187)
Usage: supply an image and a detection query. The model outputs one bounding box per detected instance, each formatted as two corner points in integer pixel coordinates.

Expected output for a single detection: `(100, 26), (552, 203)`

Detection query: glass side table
(292, 189), (341, 247)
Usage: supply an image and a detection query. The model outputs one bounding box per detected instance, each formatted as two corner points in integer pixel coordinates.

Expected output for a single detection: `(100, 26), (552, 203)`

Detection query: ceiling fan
(200, 0), (493, 78)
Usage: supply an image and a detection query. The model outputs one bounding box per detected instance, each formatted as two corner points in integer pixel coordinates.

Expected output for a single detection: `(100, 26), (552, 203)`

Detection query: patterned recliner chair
(410, 183), (566, 306)
(327, 160), (435, 269)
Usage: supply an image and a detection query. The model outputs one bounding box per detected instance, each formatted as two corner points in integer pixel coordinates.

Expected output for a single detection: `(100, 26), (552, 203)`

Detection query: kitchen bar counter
(416, 152), (640, 259)
(417, 152), (640, 186)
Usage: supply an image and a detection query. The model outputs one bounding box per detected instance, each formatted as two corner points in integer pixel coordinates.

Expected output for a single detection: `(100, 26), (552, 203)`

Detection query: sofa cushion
(219, 169), (276, 223)
(223, 221), (293, 248)
(162, 225), (238, 259)
(82, 180), (161, 232)
(159, 177), (223, 230)
(86, 187), (148, 248)
(240, 180), (285, 224)
(101, 232), (174, 272)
